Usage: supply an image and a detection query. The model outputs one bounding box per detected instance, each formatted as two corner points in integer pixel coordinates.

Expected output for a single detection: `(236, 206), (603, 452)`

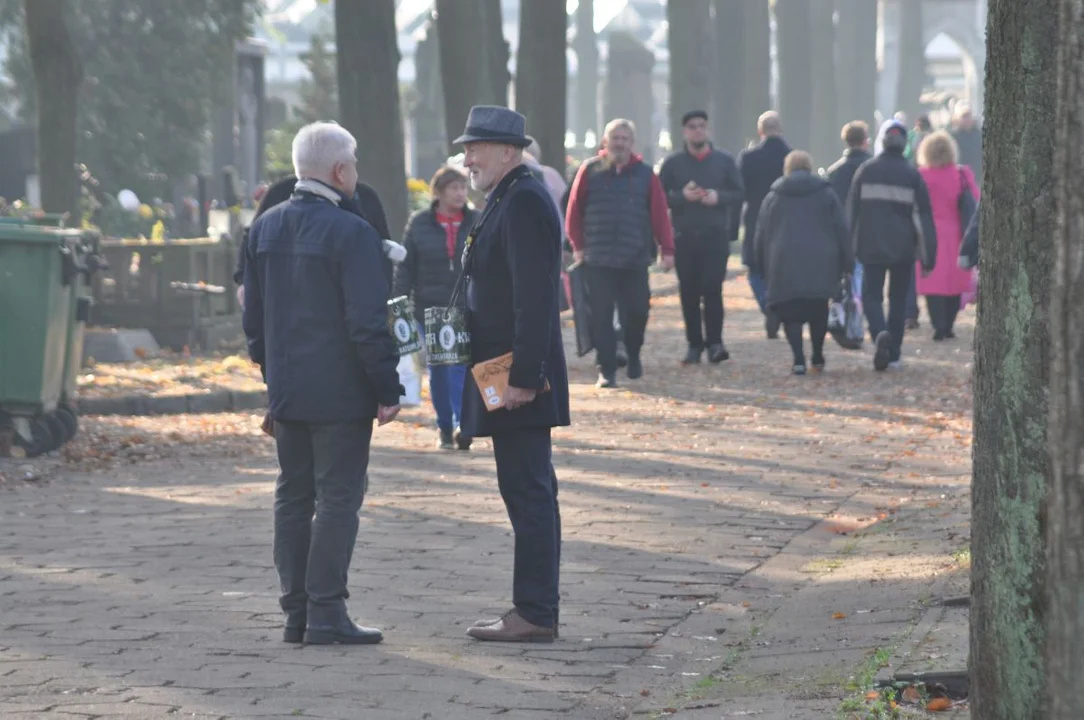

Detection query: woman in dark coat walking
(393, 166), (477, 450)
(753, 151), (854, 374)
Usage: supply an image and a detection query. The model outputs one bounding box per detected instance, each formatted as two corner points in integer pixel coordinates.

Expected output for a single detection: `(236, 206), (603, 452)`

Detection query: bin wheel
(55, 405), (79, 443)
(13, 416), (56, 458)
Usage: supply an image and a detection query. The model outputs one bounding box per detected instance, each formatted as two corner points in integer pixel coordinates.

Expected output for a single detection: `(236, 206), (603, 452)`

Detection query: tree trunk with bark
(335, 0), (408, 239)
(969, 1), (1057, 718)
(712, 0), (745, 153)
(666, 0), (712, 143)
(834, 0), (878, 129)
(24, 0), (82, 221)
(573, 0), (598, 143)
(774, 0), (812, 152)
(516, 0), (567, 172)
(741, 0), (771, 149)
(435, 0), (509, 155)
(809, 0), (837, 168)
(1047, 0), (1084, 714)
(896, 1), (925, 123)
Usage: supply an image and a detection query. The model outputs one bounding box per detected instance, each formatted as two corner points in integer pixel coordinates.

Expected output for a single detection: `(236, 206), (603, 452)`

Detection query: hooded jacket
(753, 171), (854, 307)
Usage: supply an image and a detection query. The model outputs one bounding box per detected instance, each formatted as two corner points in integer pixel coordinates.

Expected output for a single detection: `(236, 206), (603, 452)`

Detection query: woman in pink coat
(915, 131), (979, 340)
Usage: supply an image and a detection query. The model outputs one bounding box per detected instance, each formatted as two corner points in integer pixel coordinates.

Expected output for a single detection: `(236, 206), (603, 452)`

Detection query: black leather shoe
(682, 347), (702, 365)
(283, 626), (305, 644)
(626, 354), (643, 380)
(708, 343), (730, 363)
(304, 619), (383, 645)
(454, 428), (472, 451)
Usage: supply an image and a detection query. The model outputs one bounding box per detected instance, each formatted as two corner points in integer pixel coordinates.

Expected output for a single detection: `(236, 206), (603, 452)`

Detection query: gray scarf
(294, 178), (342, 205)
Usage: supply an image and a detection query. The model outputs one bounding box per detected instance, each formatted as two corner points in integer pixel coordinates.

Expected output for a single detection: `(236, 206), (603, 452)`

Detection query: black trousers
(586, 264), (650, 376)
(773, 298), (828, 365)
(273, 419), (372, 628)
(491, 427), (561, 629)
(925, 295), (961, 334)
(675, 233), (728, 348)
(862, 262), (912, 363)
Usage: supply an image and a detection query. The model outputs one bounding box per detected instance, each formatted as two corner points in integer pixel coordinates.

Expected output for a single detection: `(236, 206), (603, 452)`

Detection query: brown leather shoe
(466, 610), (554, 643)
(473, 610), (559, 639)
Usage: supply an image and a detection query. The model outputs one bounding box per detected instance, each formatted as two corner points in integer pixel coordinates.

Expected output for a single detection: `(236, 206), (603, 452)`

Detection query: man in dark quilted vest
(565, 118), (675, 388)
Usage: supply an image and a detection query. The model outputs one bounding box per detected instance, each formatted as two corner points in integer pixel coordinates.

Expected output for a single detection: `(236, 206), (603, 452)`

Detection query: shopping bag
(397, 352), (422, 406)
(424, 306), (471, 366)
(387, 295), (422, 356)
(567, 262), (593, 357)
(828, 274), (864, 350)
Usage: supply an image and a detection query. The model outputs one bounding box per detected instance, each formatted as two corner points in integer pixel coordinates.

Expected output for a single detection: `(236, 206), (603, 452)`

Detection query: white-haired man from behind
(242, 122), (403, 646)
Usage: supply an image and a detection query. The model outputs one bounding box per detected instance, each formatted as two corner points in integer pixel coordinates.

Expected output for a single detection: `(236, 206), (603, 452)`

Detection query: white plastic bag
(397, 353), (422, 407)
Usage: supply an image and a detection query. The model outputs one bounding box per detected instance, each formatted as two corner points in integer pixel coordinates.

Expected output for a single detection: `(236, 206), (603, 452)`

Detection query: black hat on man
(681, 110), (709, 126)
(454, 105), (531, 148)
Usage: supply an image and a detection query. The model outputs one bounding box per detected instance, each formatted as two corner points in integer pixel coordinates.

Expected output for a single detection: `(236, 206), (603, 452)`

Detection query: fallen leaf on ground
(865, 690), (880, 701)
(832, 612), (847, 619)
(927, 697), (952, 711)
(901, 686), (922, 703)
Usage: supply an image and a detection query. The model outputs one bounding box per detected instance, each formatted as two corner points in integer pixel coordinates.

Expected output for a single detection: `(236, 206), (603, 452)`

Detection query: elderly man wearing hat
(454, 105), (570, 643)
(846, 119), (937, 371)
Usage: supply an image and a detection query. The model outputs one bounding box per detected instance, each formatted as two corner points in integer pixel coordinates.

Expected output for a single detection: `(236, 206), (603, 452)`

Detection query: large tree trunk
(969, 0), (1058, 718)
(741, 0), (771, 149)
(809, 0), (837, 168)
(712, 0), (745, 153)
(435, 0), (509, 155)
(335, 0), (408, 239)
(666, 0), (712, 144)
(516, 0), (567, 172)
(895, 1), (925, 123)
(774, 0), (812, 152)
(835, 0), (878, 129)
(573, 0), (598, 144)
(1047, 0), (1084, 712)
(24, 0), (82, 221)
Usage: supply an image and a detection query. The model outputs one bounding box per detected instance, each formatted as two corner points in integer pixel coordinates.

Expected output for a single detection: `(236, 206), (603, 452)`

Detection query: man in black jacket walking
(738, 111), (792, 339)
(659, 110), (745, 364)
(846, 120), (937, 372)
(827, 121), (871, 206)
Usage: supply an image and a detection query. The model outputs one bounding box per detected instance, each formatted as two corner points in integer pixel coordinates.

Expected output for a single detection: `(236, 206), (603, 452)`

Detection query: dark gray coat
(753, 172), (855, 308)
(393, 204), (477, 323)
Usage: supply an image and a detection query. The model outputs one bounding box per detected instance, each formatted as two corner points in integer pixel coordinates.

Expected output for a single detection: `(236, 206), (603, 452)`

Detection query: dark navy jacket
(460, 165), (571, 438)
(243, 185), (402, 423)
(826, 147), (872, 207)
(737, 135), (791, 266)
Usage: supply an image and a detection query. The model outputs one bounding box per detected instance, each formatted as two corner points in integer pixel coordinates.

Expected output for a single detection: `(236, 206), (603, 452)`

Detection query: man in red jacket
(566, 118), (675, 388)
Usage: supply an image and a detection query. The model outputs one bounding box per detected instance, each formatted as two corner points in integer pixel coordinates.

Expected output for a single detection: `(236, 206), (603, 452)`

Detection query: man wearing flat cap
(454, 106), (571, 643)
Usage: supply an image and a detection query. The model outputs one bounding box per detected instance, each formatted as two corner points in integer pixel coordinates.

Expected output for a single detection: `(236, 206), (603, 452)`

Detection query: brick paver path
(1, 271), (973, 719)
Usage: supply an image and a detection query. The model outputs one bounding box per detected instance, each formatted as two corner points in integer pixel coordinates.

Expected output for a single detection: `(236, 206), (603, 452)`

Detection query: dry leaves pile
(78, 353), (264, 399)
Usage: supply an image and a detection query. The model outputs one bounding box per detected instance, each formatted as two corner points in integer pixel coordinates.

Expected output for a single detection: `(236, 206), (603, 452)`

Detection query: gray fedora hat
(454, 105), (531, 147)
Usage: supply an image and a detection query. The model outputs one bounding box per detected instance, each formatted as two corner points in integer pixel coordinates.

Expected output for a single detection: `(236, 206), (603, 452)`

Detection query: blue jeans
(429, 363), (466, 433)
(747, 271), (768, 314)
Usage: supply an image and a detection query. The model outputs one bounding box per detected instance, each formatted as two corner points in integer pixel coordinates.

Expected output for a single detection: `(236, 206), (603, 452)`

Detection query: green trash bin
(0, 221), (98, 456)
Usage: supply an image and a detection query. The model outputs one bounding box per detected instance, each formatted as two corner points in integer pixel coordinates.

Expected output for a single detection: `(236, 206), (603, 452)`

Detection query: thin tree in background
(896, 1), (925, 123)
(573, 0), (598, 144)
(969, 0), (1057, 717)
(835, 0), (877, 129)
(809, 0), (837, 167)
(24, 0), (82, 220)
(435, 0), (509, 156)
(741, 0), (771, 148)
(666, 0), (712, 141)
(774, 0), (812, 152)
(1047, 0), (1084, 713)
(334, 0), (408, 239)
(516, 0), (567, 171)
(712, 0), (745, 153)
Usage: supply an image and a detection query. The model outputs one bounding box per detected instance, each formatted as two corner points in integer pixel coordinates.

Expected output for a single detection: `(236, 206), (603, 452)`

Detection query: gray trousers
(272, 419), (373, 628)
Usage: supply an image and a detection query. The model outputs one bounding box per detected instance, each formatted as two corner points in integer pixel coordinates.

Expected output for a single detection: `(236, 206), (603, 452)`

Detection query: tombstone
(211, 39), (268, 206)
(413, 17), (447, 179)
(604, 32), (656, 164)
